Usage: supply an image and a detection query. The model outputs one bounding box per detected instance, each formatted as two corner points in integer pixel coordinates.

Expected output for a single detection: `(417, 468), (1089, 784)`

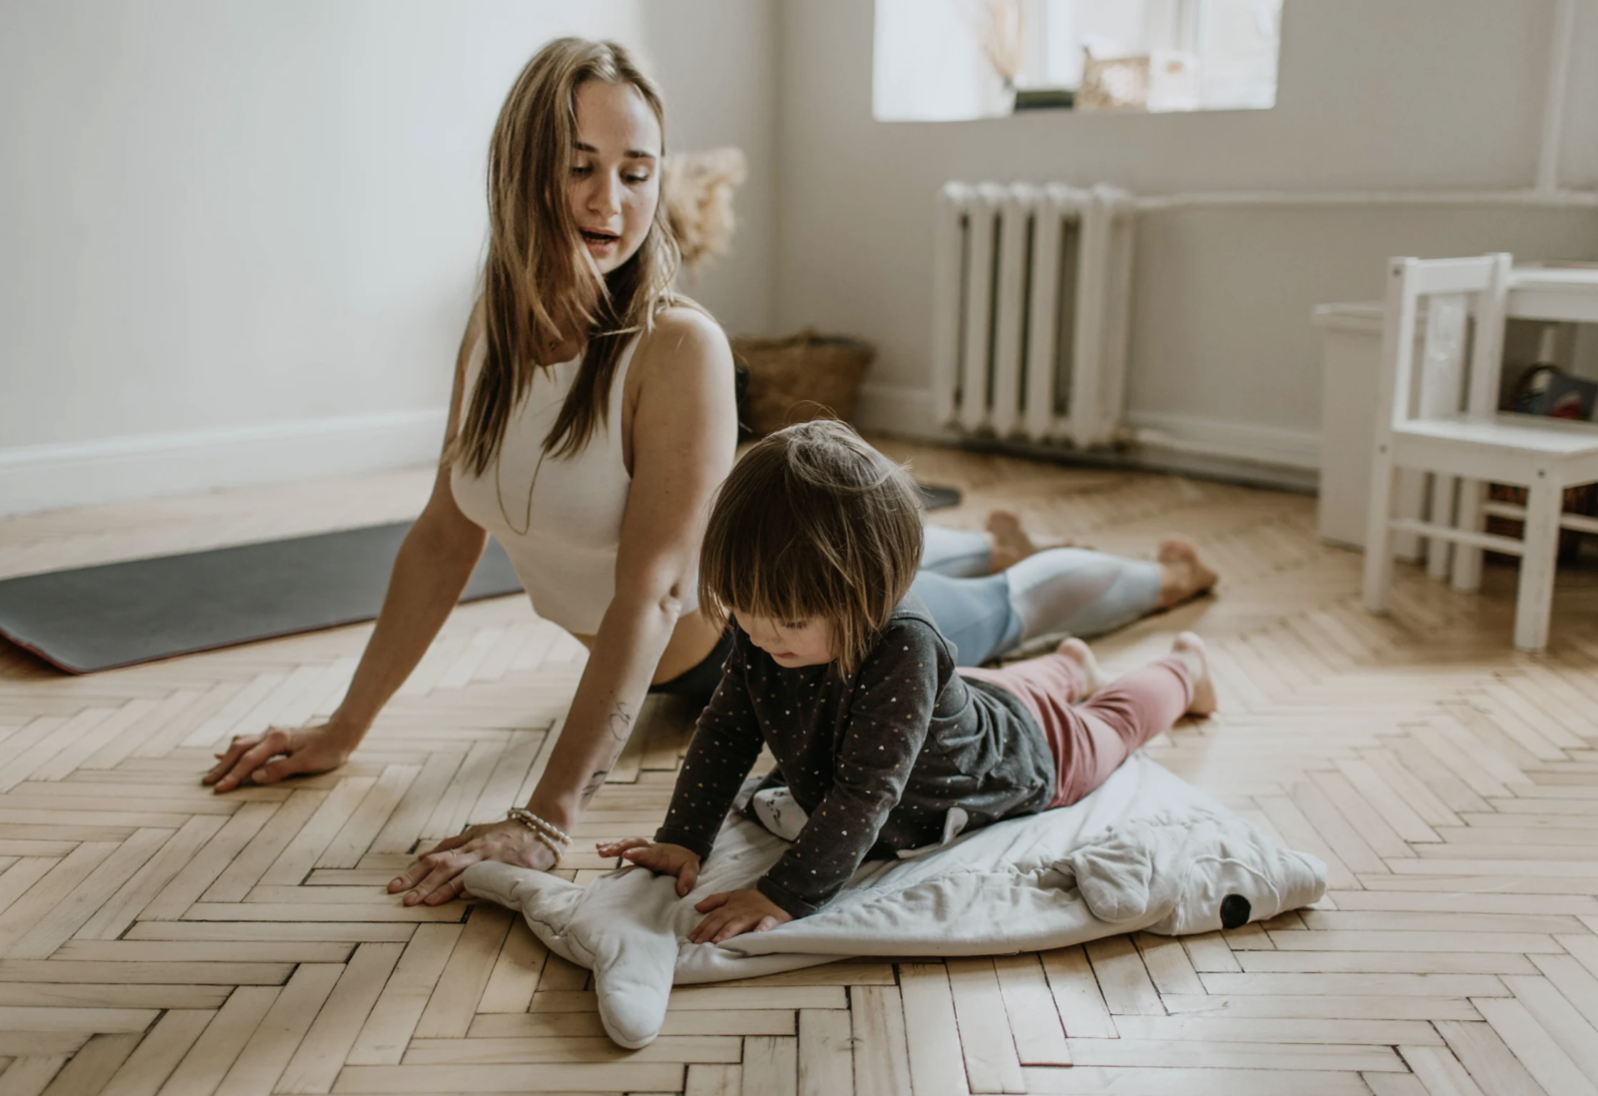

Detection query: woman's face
(569, 80), (661, 275)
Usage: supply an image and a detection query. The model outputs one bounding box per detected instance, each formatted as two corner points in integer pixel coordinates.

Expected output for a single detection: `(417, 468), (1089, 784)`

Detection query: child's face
(735, 610), (836, 667)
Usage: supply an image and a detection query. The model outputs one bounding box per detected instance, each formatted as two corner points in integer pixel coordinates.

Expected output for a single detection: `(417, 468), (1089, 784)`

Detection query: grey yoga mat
(0, 523), (524, 674)
(1, 481), (961, 675)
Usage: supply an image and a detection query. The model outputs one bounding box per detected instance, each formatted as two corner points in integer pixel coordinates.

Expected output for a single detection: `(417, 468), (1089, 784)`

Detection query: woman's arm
(389, 306), (738, 903)
(205, 308), (489, 792)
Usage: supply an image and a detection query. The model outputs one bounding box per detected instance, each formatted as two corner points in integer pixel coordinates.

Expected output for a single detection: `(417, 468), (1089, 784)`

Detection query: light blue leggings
(912, 526), (1163, 667)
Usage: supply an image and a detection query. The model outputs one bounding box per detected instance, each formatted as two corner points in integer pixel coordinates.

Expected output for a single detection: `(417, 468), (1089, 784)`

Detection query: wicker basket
(732, 330), (876, 435)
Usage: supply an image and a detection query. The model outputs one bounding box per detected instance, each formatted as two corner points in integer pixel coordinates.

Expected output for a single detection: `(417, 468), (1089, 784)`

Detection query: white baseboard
(1124, 410), (1322, 471)
(852, 383), (946, 439)
(850, 384), (1322, 489)
(0, 408), (448, 518)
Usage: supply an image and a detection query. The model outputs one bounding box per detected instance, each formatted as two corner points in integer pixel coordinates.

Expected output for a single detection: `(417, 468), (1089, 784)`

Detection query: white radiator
(930, 182), (1135, 447)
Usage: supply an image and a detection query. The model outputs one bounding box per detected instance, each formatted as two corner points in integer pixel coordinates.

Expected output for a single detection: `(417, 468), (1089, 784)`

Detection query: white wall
(773, 0), (1598, 477)
(0, 0), (776, 515)
(638, 1), (778, 333)
(8, 0), (1595, 515)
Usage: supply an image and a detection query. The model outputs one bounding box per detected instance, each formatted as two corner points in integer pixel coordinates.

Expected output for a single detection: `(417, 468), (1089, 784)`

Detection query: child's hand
(689, 888), (793, 944)
(595, 838), (701, 897)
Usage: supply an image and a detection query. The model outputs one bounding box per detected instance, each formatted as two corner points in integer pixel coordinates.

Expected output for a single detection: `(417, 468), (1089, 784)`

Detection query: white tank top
(450, 334), (686, 635)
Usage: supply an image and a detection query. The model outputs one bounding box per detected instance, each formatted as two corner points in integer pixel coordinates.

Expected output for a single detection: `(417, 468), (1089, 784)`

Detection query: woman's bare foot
(1170, 632), (1217, 717)
(986, 510), (1079, 572)
(1156, 537), (1219, 610)
(1056, 637), (1110, 699)
(986, 510), (1038, 572)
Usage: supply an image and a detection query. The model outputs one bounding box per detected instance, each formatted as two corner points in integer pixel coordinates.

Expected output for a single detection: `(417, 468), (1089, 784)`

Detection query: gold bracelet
(506, 808), (572, 851)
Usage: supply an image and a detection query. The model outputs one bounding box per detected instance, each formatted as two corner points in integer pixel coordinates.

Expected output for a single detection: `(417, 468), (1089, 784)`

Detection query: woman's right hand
(596, 837), (702, 897)
(203, 721), (361, 793)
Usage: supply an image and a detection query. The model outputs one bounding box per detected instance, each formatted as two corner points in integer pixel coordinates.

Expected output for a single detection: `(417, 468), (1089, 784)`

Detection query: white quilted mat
(465, 753), (1326, 1048)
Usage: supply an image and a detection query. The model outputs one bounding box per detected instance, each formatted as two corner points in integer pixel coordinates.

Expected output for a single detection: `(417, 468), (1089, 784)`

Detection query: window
(873, 0), (1282, 122)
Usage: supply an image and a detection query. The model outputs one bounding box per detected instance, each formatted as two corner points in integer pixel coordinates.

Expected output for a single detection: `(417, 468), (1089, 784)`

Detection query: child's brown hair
(700, 420), (924, 676)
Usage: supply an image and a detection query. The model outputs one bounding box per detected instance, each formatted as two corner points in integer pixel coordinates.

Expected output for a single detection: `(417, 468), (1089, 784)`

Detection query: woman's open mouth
(580, 228), (620, 252)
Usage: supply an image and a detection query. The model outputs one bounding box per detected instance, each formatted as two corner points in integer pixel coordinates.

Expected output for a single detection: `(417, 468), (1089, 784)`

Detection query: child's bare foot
(1056, 637), (1110, 698)
(986, 510), (1079, 572)
(1156, 538), (1219, 609)
(1170, 632), (1217, 717)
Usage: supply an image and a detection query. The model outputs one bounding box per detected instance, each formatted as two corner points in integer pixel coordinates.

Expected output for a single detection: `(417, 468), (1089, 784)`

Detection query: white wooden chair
(1362, 253), (1598, 651)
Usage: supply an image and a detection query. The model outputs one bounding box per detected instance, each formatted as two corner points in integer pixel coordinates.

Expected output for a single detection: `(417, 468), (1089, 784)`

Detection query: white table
(1508, 267), (1598, 324)
(1315, 264), (1598, 549)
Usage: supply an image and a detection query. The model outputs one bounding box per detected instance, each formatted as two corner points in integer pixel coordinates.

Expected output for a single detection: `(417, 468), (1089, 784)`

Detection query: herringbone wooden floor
(1, 440), (1597, 1096)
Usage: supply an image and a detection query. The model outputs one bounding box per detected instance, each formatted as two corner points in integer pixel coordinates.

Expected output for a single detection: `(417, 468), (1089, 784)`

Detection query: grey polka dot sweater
(654, 595), (1054, 918)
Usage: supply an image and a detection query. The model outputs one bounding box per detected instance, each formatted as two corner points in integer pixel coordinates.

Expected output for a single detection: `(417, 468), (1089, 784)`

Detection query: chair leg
(1513, 476), (1561, 652)
(1426, 473), (1456, 581)
(1363, 451), (1399, 614)
(1394, 469), (1425, 563)
(1452, 477), (1485, 593)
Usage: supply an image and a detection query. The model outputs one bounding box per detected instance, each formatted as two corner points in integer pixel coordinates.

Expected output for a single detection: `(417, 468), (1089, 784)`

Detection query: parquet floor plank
(210, 963), (342, 1096)
(1436, 1018), (1549, 1096)
(945, 957), (1025, 1093)
(797, 1009), (853, 1096)
(1038, 945), (1117, 1038)
(991, 953), (1071, 1066)
(36, 1032), (140, 1096)
(475, 916), (547, 1014)
(344, 925), (462, 1066)
(740, 1035), (797, 1096)
(274, 943), (404, 1095)
(0, 1058), (69, 1096)
(683, 1062), (739, 1096)
(1471, 995), (1598, 1096)
(410, 904), (513, 1039)
(849, 986), (911, 1096)
(98, 1009), (213, 1096)
(6, 444), (1598, 1094)
(897, 964), (968, 1096)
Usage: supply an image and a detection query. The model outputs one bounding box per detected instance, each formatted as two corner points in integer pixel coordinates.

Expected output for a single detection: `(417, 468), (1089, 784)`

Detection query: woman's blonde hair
(454, 37), (682, 475)
(700, 421), (924, 677)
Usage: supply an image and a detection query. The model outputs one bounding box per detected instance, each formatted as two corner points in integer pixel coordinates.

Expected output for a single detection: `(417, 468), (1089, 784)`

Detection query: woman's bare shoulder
(635, 304), (731, 376)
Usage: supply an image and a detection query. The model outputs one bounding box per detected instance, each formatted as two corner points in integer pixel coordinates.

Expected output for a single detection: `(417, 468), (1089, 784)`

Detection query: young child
(597, 421), (1215, 944)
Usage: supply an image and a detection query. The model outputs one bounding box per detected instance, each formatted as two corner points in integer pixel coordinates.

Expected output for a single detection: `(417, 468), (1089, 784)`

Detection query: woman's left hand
(688, 888), (793, 944)
(388, 820), (558, 906)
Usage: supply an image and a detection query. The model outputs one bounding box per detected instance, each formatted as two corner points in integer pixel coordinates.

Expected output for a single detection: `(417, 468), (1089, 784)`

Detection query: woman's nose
(586, 172), (621, 219)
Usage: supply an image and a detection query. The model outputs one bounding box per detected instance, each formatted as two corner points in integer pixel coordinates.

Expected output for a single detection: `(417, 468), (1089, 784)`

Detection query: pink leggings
(960, 652), (1194, 808)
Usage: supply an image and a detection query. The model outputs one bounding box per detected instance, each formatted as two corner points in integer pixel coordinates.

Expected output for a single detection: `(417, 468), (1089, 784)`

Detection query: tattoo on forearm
(580, 769), (610, 804)
(606, 704), (634, 744)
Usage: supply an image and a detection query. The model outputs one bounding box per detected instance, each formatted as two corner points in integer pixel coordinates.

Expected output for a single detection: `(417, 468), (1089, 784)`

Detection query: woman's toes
(985, 510), (1040, 571)
(985, 509), (1024, 538)
(1157, 536), (1197, 565)
(1156, 537), (1219, 607)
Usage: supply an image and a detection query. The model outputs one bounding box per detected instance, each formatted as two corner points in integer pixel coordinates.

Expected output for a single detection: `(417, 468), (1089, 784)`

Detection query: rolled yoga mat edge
(0, 523), (525, 674)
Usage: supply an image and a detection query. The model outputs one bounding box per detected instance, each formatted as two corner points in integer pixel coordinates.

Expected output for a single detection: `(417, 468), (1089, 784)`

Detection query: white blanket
(465, 754), (1325, 1048)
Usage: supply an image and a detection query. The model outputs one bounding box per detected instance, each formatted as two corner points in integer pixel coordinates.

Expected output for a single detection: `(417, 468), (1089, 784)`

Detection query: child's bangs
(712, 526), (842, 626)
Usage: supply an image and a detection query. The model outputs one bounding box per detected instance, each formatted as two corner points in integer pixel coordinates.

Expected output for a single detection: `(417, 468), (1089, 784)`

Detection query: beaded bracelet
(506, 807), (573, 846)
(527, 828), (564, 869)
(505, 808), (572, 869)
(505, 810), (566, 869)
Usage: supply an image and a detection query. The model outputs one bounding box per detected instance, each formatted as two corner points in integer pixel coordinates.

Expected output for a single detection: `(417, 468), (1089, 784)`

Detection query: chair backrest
(1375, 253), (1511, 441)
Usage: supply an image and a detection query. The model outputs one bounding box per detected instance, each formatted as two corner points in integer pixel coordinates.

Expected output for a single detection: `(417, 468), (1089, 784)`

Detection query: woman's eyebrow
(574, 141), (657, 161)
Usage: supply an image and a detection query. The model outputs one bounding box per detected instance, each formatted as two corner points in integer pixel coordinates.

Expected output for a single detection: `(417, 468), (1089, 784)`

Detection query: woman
(203, 38), (1215, 905)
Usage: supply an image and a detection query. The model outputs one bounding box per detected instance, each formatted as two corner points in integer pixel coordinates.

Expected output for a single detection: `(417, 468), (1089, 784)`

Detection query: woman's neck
(538, 333), (584, 366)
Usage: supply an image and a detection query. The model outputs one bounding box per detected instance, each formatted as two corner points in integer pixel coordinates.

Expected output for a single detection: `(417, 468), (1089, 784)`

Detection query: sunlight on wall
(873, 0), (1281, 121)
